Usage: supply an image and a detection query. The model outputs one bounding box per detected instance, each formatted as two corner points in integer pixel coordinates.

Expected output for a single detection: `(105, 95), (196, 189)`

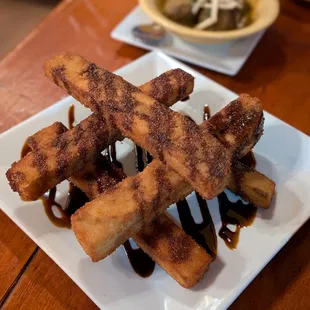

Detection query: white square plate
(111, 6), (265, 76)
(1, 52), (310, 310)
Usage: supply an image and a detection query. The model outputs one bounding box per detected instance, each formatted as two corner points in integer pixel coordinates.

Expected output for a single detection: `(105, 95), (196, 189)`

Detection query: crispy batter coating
(7, 69), (194, 201)
(227, 161), (276, 209)
(71, 95), (272, 261)
(44, 53), (231, 199)
(202, 93), (264, 157)
(6, 113), (120, 201)
(7, 53), (274, 265)
(135, 214), (212, 288)
(29, 123), (211, 288)
(72, 160), (192, 261)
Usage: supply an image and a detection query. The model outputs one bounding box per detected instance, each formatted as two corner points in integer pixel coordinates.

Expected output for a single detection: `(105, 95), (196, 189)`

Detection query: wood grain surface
(0, 0), (309, 309)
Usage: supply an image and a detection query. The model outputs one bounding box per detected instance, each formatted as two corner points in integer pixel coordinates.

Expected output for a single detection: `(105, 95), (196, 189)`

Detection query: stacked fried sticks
(6, 54), (275, 288)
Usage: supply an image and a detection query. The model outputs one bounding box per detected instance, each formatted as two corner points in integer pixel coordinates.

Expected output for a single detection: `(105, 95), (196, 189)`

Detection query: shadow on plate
(192, 255), (225, 291)
(256, 123), (303, 171)
(255, 174), (304, 234)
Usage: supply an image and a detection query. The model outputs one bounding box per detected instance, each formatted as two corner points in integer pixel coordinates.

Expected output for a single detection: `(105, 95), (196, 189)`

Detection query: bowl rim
(139, 0), (280, 40)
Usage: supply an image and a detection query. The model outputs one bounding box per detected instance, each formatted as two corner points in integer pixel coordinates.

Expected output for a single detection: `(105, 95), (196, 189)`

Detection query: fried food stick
(6, 69), (194, 201)
(7, 113), (120, 201)
(227, 161), (275, 209)
(29, 101), (272, 283)
(44, 53), (231, 199)
(201, 95), (264, 158)
(29, 123), (212, 288)
(71, 97), (274, 262)
(74, 162), (213, 288)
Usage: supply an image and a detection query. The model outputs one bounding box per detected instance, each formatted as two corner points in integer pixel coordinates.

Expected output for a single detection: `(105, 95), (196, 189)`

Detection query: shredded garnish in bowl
(163, 0), (253, 31)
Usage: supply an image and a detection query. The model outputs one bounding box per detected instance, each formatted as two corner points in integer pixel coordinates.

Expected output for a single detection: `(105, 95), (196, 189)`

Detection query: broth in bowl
(161, 0), (254, 31)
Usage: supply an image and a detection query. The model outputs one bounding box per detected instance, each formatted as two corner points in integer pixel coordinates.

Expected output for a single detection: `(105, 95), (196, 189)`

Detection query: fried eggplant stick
(71, 98), (274, 261)
(227, 161), (275, 209)
(45, 53), (231, 199)
(201, 96), (264, 158)
(7, 69), (194, 201)
(29, 123), (212, 288)
(7, 87), (271, 209)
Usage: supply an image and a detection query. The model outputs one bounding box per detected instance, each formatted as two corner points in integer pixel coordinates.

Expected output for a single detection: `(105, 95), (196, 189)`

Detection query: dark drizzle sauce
(68, 104), (75, 129)
(181, 96), (190, 102)
(146, 152), (153, 164)
(105, 137), (155, 277)
(106, 143), (155, 278)
(218, 192), (257, 249)
(40, 187), (69, 228)
(123, 240), (155, 277)
(40, 184), (88, 229)
(240, 151), (256, 168)
(176, 194), (217, 259)
(41, 104), (88, 228)
(135, 145), (145, 172)
(65, 184), (89, 216)
(22, 101), (259, 277)
(204, 105), (211, 121)
(107, 143), (123, 169)
(20, 105), (88, 228)
(202, 103), (257, 249)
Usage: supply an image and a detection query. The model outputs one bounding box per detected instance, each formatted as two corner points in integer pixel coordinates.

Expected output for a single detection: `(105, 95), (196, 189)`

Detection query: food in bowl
(162, 0), (253, 31)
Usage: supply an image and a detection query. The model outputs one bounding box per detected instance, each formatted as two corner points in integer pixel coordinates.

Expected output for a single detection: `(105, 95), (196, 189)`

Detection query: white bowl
(139, 0), (280, 43)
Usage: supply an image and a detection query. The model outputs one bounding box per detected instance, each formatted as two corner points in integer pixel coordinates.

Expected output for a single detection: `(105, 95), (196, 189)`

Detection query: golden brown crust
(8, 54), (275, 269)
(28, 122), (273, 282)
(71, 160), (193, 261)
(69, 157), (125, 200)
(6, 113), (120, 201)
(45, 53), (230, 199)
(202, 93), (264, 158)
(25, 93), (211, 289)
(71, 154), (211, 288)
(227, 161), (276, 209)
(135, 214), (211, 288)
(7, 69), (193, 201)
(27, 122), (68, 150)
(71, 93), (272, 261)
(139, 68), (194, 106)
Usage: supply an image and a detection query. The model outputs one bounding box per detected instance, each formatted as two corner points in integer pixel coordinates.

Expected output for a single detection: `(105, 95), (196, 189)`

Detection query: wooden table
(0, 0), (309, 309)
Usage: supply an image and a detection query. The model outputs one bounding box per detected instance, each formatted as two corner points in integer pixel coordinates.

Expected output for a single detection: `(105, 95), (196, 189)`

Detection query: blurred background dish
(111, 6), (266, 76)
(162, 0), (254, 31)
(139, 0), (280, 43)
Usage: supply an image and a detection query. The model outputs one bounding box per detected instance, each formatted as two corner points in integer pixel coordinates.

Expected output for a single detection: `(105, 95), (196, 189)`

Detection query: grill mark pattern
(137, 215), (192, 264)
(147, 103), (174, 160)
(131, 178), (145, 221)
(151, 166), (172, 216)
(117, 82), (137, 133)
(27, 137), (38, 152)
(7, 64), (195, 200)
(52, 66), (71, 95)
(148, 72), (171, 104)
(181, 118), (199, 181)
(207, 96), (263, 154)
(23, 121), (210, 282)
(80, 59), (228, 197)
(65, 56), (227, 197)
(32, 149), (48, 180)
(147, 68), (193, 104)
